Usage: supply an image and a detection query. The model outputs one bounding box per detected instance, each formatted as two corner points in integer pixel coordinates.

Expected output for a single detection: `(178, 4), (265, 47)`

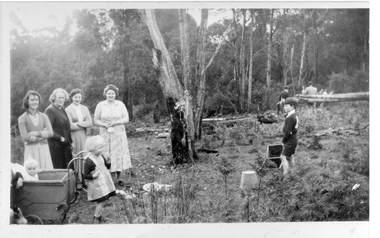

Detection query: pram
(10, 151), (88, 224)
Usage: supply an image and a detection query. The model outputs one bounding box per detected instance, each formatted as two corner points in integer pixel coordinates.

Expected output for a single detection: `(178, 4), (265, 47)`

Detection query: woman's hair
(103, 84), (119, 97)
(24, 156), (38, 168)
(85, 135), (106, 152)
(22, 91), (41, 110)
(49, 88), (69, 103)
(69, 88), (84, 102)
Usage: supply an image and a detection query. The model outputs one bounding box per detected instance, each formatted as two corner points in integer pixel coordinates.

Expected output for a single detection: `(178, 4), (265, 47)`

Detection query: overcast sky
(9, 1), (370, 33)
(10, 5), (234, 35)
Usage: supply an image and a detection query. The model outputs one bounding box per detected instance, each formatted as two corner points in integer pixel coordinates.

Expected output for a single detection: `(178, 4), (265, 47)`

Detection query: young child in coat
(83, 135), (117, 224)
(281, 97), (299, 175)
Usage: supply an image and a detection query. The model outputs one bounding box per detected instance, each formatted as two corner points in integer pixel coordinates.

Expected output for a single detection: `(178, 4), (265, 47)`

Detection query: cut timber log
(136, 127), (169, 132)
(197, 148), (218, 154)
(202, 117), (252, 124)
(202, 118), (228, 122)
(156, 132), (170, 138)
(295, 92), (369, 103)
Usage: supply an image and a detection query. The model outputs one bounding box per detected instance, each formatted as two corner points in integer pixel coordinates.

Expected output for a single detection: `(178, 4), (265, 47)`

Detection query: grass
(11, 101), (369, 224)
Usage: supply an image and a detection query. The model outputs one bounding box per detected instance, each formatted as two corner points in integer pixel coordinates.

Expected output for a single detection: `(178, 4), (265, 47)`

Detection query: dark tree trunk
(166, 97), (188, 166)
(153, 101), (160, 123)
(123, 67), (133, 121)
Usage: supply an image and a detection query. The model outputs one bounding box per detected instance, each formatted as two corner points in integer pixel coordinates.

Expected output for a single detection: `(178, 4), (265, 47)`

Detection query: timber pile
(314, 124), (369, 137)
(257, 111), (278, 124)
(295, 92), (369, 103)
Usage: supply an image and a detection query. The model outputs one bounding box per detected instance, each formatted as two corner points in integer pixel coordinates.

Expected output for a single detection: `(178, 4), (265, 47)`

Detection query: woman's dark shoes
(118, 180), (124, 186)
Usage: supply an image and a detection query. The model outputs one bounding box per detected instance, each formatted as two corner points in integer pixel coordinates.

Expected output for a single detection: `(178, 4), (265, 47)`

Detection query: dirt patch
(62, 103), (369, 224)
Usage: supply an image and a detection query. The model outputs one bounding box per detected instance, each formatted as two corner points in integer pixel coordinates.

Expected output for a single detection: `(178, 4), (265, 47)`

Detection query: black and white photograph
(0, 1), (377, 237)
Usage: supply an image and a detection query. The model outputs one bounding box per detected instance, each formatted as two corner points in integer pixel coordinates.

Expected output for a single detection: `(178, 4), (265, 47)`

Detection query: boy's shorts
(282, 142), (297, 157)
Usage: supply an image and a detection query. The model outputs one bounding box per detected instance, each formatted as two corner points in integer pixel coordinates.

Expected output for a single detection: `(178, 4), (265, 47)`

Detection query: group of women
(17, 84), (131, 186)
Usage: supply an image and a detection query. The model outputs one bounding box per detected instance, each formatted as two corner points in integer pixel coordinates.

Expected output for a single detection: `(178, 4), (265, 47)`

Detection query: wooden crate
(267, 144), (283, 168)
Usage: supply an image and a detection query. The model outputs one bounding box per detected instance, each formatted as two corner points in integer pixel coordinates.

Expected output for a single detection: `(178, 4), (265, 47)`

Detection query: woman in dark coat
(44, 88), (73, 169)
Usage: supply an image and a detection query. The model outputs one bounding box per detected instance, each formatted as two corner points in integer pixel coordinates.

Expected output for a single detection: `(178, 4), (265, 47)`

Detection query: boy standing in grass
(281, 97), (299, 175)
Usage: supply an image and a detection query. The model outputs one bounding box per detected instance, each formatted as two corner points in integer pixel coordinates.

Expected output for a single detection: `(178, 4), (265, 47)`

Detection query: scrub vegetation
(11, 101), (368, 224)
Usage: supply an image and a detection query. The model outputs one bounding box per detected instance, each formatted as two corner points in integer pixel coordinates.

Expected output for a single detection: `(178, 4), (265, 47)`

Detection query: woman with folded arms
(18, 90), (54, 169)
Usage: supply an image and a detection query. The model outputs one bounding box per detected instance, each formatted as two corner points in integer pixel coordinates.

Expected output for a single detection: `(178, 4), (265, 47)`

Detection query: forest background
(7, 6), (369, 134)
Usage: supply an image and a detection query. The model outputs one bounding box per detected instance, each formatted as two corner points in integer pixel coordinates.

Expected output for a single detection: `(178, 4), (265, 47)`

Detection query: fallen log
(202, 117), (251, 124)
(135, 127), (169, 132)
(202, 117), (232, 122)
(157, 132), (170, 138)
(295, 92), (369, 103)
(197, 148), (218, 154)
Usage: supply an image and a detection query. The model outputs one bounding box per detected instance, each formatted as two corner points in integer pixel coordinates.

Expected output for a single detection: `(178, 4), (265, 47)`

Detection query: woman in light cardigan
(65, 89), (93, 182)
(18, 90), (54, 169)
(65, 89), (93, 153)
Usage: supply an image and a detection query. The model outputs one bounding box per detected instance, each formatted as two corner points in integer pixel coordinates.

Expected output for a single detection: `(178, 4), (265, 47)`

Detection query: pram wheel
(26, 214), (44, 225)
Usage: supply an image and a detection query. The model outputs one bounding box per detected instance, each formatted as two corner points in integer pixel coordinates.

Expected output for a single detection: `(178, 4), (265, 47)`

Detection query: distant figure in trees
(277, 86), (290, 115)
(18, 90), (54, 168)
(302, 81), (318, 95)
(281, 97), (299, 175)
(153, 101), (160, 123)
(302, 81), (318, 107)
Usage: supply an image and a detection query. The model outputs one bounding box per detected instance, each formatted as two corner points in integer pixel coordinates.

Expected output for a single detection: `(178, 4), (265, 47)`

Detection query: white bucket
(239, 171), (258, 191)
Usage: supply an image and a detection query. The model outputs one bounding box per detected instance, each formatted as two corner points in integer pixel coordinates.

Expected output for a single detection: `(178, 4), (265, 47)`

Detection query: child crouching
(84, 135), (116, 224)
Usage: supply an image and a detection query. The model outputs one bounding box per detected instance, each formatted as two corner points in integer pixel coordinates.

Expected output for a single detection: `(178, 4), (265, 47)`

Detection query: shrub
(258, 160), (369, 221)
(328, 71), (369, 94)
(134, 103), (155, 121)
(204, 92), (237, 117)
(11, 136), (24, 164)
(346, 71), (369, 93)
(217, 157), (236, 197)
(328, 73), (347, 94)
(339, 139), (369, 177)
